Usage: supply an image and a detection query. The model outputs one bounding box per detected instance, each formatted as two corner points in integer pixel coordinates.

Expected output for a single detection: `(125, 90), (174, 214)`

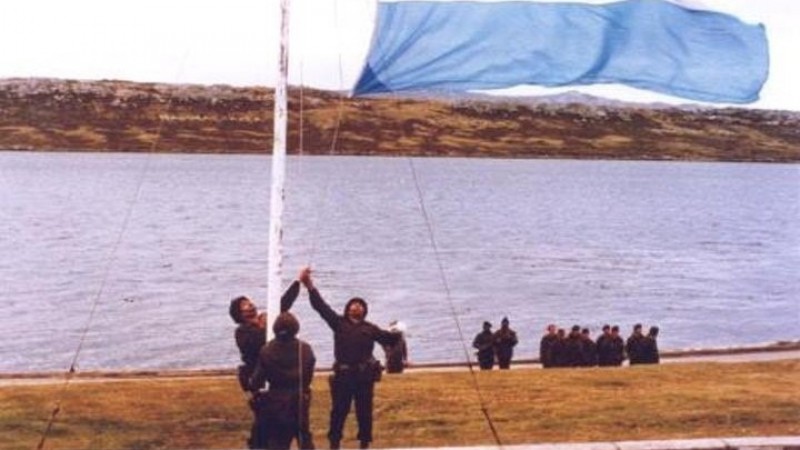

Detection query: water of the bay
(0, 151), (797, 372)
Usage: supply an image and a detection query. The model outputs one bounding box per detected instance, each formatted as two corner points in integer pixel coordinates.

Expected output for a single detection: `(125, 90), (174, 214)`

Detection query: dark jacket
(596, 334), (613, 366)
(608, 335), (625, 366)
(580, 336), (598, 366)
(383, 335), (408, 374)
(235, 281), (300, 389)
(249, 336), (316, 392)
(563, 332), (584, 367)
(539, 334), (559, 368)
(472, 330), (495, 362)
(640, 335), (660, 364)
(493, 327), (518, 361)
(309, 288), (399, 366)
(626, 333), (647, 365)
(248, 334), (316, 450)
(550, 336), (567, 367)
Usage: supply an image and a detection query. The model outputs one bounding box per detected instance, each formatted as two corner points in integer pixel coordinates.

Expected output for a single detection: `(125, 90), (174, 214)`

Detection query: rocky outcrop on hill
(1, 78), (798, 162)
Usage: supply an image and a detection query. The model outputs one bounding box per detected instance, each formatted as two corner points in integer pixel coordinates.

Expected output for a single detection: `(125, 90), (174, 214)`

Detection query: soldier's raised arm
(300, 266), (340, 330)
(280, 278), (301, 312)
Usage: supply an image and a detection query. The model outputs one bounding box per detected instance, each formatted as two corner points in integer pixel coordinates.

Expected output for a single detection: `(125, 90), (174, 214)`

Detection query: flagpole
(267, 0), (290, 344)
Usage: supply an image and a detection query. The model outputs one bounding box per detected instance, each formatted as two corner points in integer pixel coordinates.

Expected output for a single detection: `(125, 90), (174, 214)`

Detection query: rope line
(303, 0), (347, 269)
(406, 157), (504, 447)
(37, 150), (153, 450)
(283, 0), (345, 438)
(406, 86), (506, 446)
(35, 81), (181, 450)
(305, 91), (346, 268)
(291, 0), (350, 434)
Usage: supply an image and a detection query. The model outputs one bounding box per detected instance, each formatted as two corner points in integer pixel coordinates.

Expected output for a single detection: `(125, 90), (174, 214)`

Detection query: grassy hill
(1, 78), (798, 162)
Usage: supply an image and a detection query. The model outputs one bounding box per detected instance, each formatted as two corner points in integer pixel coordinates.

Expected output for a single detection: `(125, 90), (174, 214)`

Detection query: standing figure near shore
(301, 267), (400, 450)
(539, 324), (559, 368)
(552, 328), (567, 367)
(229, 274), (302, 449)
(609, 325), (625, 366)
(383, 320), (409, 374)
(564, 325), (584, 367)
(580, 328), (598, 367)
(472, 321), (495, 370)
(248, 312), (316, 449)
(626, 323), (647, 365)
(493, 317), (518, 369)
(596, 324), (613, 366)
(640, 326), (660, 364)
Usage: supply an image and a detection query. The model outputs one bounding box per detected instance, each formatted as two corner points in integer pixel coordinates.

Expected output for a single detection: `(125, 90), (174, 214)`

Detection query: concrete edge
(722, 436), (800, 449)
(2, 345), (799, 381)
(387, 436), (800, 450)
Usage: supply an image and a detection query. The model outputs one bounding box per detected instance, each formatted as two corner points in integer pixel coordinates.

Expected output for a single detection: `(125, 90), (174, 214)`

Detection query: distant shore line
(2, 78), (799, 163)
(2, 340), (797, 381)
(3, 148), (800, 165)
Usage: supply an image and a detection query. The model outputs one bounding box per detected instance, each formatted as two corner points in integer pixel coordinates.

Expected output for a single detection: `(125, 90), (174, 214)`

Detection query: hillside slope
(1, 78), (798, 162)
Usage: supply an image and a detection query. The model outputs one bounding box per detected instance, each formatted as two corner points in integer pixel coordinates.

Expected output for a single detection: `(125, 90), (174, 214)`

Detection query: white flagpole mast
(267, 0), (290, 343)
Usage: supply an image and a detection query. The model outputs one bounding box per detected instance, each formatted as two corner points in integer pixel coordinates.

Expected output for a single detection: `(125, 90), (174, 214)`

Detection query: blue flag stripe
(353, 0), (769, 104)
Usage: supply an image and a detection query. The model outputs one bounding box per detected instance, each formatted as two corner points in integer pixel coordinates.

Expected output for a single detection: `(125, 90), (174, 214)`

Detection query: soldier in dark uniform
(626, 323), (647, 365)
(551, 328), (567, 367)
(580, 328), (598, 367)
(472, 321), (495, 370)
(382, 320), (408, 374)
(609, 325), (625, 366)
(493, 317), (518, 369)
(229, 275), (302, 449)
(596, 324), (613, 366)
(248, 312), (316, 449)
(640, 326), (660, 364)
(563, 325), (584, 367)
(539, 324), (559, 368)
(301, 268), (400, 450)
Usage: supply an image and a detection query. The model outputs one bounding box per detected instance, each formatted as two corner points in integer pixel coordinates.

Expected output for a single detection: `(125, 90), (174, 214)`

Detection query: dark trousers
(248, 398), (266, 449)
(254, 390), (315, 450)
(497, 356), (512, 369)
(328, 373), (375, 445)
(263, 426), (314, 450)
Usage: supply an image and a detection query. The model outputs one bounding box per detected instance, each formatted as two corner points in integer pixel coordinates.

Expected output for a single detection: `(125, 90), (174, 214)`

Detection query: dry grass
(1, 360), (798, 450)
(3, 79), (799, 161)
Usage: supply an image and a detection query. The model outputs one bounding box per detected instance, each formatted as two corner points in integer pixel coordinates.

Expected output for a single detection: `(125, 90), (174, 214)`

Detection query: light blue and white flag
(353, 0), (769, 103)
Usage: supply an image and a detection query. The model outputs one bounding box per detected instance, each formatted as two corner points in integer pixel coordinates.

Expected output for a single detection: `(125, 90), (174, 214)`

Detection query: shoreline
(2, 340), (797, 383)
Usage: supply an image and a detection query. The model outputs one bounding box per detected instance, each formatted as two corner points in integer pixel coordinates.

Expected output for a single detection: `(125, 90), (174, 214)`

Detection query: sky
(1, 0), (798, 111)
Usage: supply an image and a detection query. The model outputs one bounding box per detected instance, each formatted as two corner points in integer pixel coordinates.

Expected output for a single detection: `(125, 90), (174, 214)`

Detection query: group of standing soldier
(229, 267), (402, 450)
(472, 317), (519, 370)
(470, 320), (661, 370)
(540, 323), (660, 368)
